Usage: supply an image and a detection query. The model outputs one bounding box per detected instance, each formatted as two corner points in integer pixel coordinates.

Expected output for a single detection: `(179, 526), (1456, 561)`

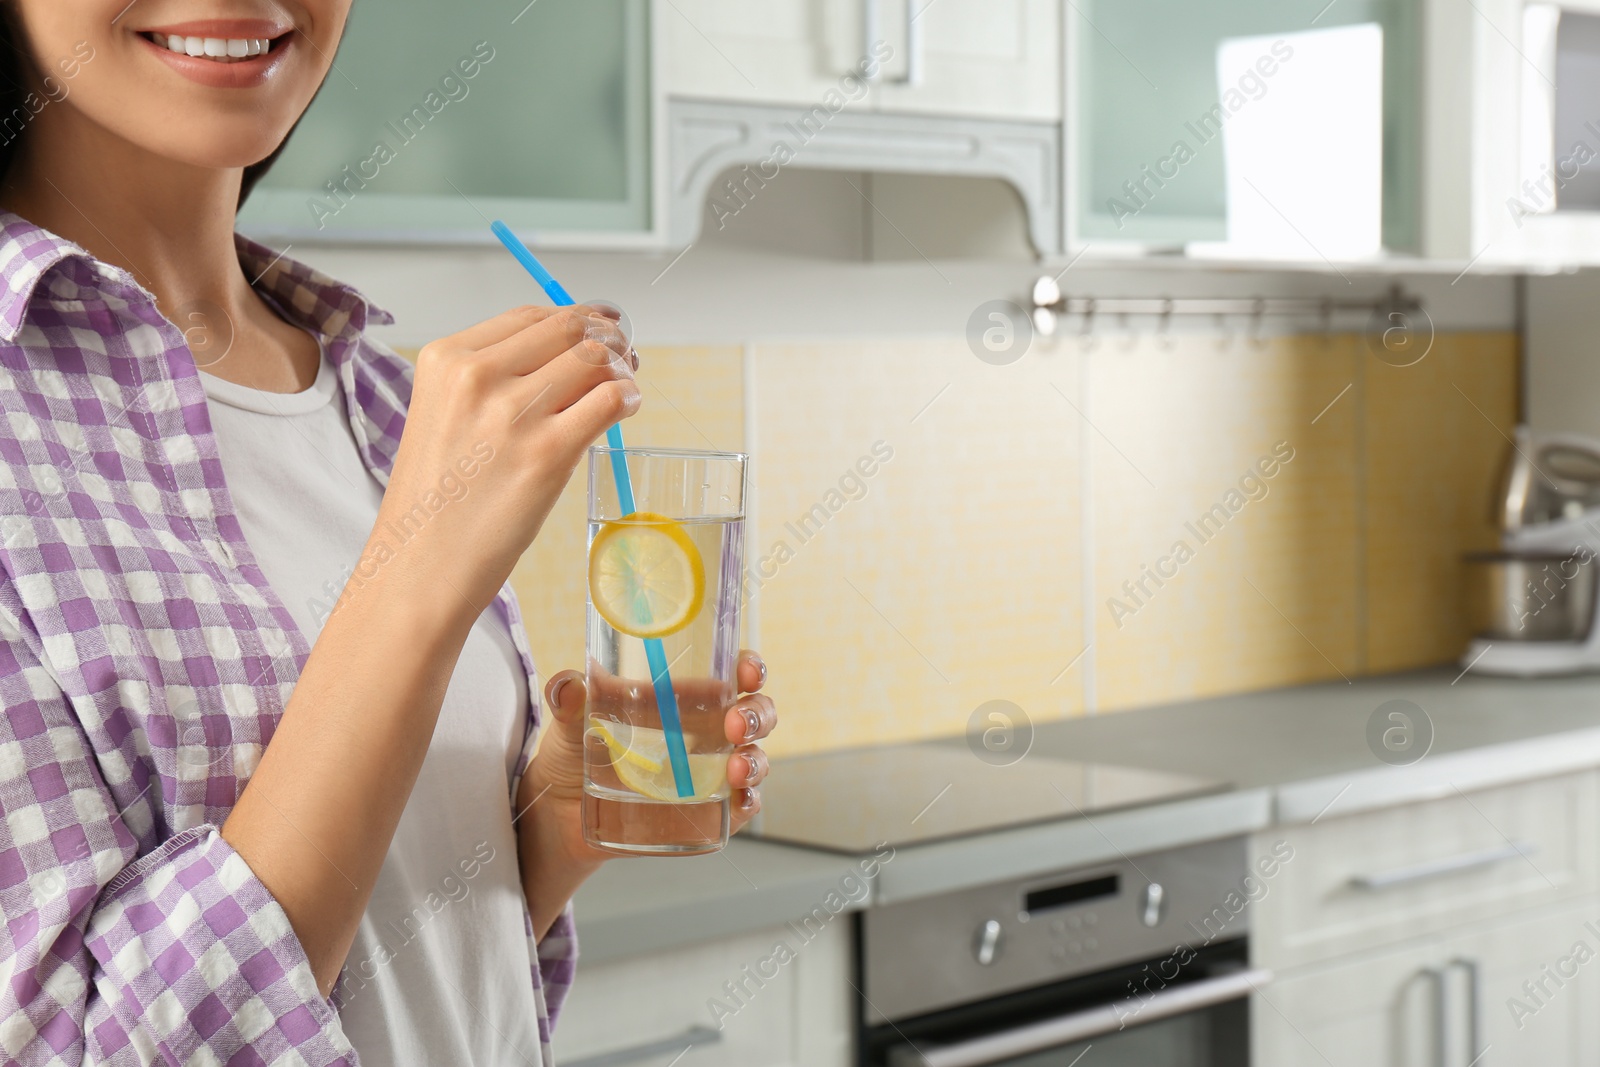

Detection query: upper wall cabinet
(660, 0), (1064, 254)
(1422, 0), (1600, 265)
(1066, 0), (1421, 255)
(237, 0), (653, 244)
(662, 0), (1061, 121)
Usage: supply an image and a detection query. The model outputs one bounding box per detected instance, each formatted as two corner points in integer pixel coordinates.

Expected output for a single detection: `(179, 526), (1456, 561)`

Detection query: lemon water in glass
(582, 447), (748, 855)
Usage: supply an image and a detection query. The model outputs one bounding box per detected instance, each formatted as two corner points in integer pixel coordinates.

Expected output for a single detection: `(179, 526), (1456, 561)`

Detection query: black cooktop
(748, 741), (1226, 854)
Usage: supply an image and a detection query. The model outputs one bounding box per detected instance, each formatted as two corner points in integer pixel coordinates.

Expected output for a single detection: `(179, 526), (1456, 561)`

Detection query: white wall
(1527, 271), (1600, 436)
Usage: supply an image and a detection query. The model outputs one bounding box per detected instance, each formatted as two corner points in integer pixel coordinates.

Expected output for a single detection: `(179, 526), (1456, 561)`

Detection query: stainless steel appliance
(750, 743), (1255, 1066)
(1462, 427), (1600, 675)
(862, 838), (1265, 1067)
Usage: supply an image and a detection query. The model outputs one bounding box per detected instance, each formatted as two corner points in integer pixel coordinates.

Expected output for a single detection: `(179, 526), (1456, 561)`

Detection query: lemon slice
(589, 719), (728, 802)
(589, 511), (705, 639)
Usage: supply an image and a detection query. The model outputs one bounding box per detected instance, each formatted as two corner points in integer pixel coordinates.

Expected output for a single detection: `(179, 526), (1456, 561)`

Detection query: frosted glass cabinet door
(238, 0), (651, 240)
(1068, 0), (1418, 252)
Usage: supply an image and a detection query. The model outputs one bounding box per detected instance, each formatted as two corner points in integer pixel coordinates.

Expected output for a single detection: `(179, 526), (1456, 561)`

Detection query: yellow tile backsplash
(1090, 333), (1363, 711)
(748, 339), (1086, 758)
(1364, 333), (1518, 671)
(484, 330), (1517, 757)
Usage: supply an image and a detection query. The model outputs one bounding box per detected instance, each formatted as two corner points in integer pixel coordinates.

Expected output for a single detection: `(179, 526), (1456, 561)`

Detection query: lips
(133, 22), (295, 88)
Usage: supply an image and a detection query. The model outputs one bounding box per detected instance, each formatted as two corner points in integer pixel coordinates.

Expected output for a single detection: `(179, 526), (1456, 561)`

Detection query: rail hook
(1157, 298), (1176, 352)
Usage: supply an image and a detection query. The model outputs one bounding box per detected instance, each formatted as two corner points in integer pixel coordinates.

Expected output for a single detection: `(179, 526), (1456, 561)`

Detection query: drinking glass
(582, 447), (748, 855)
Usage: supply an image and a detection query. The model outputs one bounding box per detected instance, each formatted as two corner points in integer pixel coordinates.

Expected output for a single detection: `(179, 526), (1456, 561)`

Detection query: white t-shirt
(200, 355), (544, 1066)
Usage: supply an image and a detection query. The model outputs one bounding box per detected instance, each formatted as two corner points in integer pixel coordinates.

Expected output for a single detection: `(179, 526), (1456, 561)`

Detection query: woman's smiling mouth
(142, 33), (279, 61)
(132, 19), (296, 86)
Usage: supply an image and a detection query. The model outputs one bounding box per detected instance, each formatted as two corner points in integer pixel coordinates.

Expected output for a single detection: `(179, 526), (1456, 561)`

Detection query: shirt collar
(233, 231), (395, 339)
(0, 210), (394, 343)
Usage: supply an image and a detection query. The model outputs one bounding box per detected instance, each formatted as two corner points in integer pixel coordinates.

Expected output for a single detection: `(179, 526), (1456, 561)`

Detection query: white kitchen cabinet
(1255, 897), (1600, 1066)
(551, 919), (851, 1067)
(660, 0), (1062, 255)
(1251, 770), (1600, 971)
(1421, 0), (1600, 265)
(1251, 769), (1600, 1066)
(662, 0), (1061, 121)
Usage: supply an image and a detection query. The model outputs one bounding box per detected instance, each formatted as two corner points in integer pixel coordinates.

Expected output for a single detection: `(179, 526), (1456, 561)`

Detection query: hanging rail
(1027, 277), (1423, 336)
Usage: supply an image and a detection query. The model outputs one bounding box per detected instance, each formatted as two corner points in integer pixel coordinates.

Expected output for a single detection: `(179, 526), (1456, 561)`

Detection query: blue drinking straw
(490, 221), (696, 798)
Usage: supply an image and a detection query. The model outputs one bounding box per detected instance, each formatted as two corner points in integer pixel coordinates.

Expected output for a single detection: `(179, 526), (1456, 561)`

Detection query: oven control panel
(861, 836), (1249, 1025)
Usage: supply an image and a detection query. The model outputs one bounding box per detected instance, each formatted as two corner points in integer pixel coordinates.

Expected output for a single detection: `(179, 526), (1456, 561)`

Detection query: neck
(1, 108), (252, 320)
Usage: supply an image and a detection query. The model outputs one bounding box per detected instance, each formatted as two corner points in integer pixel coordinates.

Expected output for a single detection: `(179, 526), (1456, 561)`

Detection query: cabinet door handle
(1348, 841), (1535, 891)
(564, 1026), (722, 1067)
(1448, 957), (1483, 1065)
(1422, 967), (1448, 1067)
(864, 0), (924, 85)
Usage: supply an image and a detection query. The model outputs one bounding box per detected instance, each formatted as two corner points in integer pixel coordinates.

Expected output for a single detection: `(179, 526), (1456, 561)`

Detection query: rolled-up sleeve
(0, 634), (355, 1065)
(534, 903), (578, 1027)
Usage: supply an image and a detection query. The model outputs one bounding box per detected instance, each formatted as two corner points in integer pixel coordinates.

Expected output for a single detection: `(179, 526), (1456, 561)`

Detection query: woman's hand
(379, 304), (640, 612)
(514, 651), (776, 936)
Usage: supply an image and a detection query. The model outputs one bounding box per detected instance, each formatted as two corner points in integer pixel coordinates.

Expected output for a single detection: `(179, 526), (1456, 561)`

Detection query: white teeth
(155, 34), (273, 60)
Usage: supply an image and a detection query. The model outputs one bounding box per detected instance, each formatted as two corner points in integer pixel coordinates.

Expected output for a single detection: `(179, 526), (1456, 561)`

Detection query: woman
(0, 2), (776, 1064)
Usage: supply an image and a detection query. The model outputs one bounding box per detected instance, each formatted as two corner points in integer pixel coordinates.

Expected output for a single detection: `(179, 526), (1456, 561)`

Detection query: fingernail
(752, 655), (767, 687)
(549, 677), (571, 708)
(628, 347), (640, 371)
(744, 752), (762, 783)
(740, 787), (759, 812)
(741, 707), (761, 742)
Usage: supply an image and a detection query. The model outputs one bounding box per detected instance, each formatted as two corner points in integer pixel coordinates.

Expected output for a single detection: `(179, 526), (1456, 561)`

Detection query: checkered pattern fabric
(0, 213), (574, 1065)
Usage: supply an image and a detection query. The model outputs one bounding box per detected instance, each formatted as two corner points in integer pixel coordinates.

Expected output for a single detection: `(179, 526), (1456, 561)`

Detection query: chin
(146, 129), (298, 174)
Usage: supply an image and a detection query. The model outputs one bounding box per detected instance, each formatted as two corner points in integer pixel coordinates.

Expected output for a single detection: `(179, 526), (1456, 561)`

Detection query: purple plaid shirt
(0, 213), (576, 1065)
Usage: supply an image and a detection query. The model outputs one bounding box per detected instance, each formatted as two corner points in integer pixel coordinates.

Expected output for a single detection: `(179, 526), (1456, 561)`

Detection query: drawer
(551, 920), (850, 1067)
(1251, 770), (1600, 969)
(1254, 896), (1600, 1067)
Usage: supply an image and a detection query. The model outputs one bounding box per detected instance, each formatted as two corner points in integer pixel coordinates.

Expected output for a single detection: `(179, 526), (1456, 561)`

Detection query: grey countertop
(573, 669), (1600, 962)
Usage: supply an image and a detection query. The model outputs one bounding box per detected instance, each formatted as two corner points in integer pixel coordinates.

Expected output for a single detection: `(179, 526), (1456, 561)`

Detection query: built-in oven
(858, 837), (1267, 1067)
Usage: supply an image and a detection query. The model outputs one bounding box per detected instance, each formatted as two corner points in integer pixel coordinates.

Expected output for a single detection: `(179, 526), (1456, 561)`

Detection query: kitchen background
(337, 244), (1520, 755)
(235, 0), (1600, 1063)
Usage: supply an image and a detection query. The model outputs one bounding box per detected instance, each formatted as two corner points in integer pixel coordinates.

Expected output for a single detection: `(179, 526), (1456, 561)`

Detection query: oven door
(868, 940), (1263, 1067)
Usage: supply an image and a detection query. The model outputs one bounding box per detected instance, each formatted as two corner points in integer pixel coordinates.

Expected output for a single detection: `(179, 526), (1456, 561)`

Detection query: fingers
(520, 335), (637, 420)
(543, 671), (587, 723)
(555, 376), (642, 440)
(729, 745), (768, 788)
(736, 651), (767, 693)
(447, 305), (557, 352)
(724, 693), (776, 746)
(482, 307), (630, 377)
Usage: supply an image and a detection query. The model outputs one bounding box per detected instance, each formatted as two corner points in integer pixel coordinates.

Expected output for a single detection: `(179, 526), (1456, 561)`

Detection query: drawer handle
(564, 1026), (722, 1067)
(1349, 841), (1535, 891)
(898, 968), (1273, 1067)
